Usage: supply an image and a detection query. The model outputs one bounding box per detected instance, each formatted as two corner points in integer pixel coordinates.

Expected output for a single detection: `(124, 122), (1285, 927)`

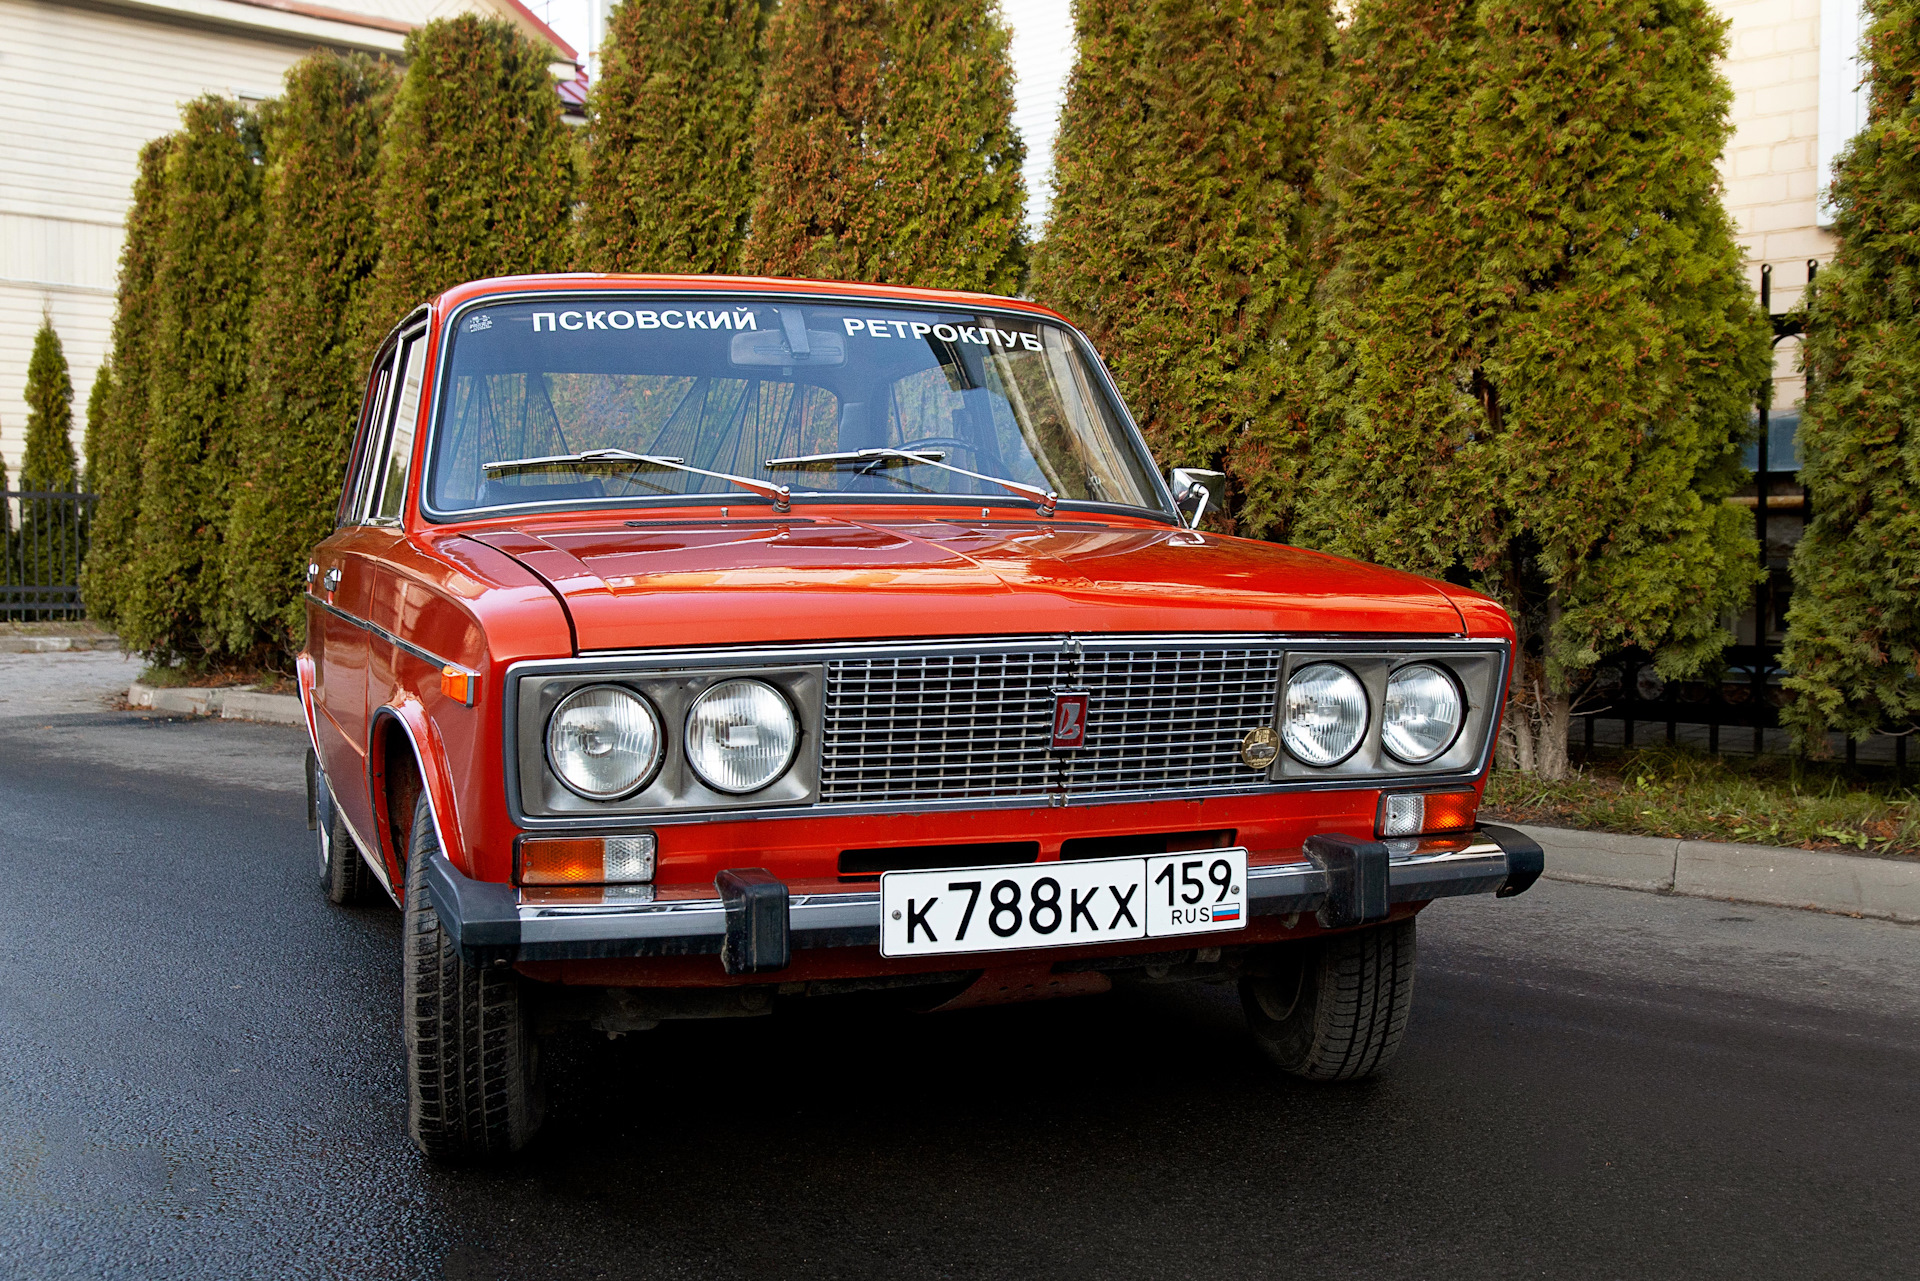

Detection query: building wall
(0, 0), (566, 480)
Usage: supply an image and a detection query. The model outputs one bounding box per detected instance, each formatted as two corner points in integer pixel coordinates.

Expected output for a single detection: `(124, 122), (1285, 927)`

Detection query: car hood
(461, 516), (1470, 652)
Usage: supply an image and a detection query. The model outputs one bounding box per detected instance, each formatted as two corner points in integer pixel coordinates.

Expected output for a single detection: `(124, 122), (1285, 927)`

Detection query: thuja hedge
(221, 52), (397, 660)
(578, 0), (768, 273)
(1032, 0), (1332, 539)
(362, 15), (574, 342)
(80, 136), (172, 629)
(1783, 0), (1920, 747)
(1299, 0), (1768, 778)
(745, 0), (1026, 291)
(21, 321), (77, 492)
(123, 96), (262, 664)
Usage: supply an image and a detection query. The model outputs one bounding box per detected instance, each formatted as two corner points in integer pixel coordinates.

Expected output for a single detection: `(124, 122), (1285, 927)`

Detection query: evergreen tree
(1299, 0), (1769, 778)
(124, 97), (263, 665)
(21, 320), (77, 491)
(578, 0), (767, 273)
(1031, 0), (1333, 537)
(744, 0), (1026, 292)
(1783, 0), (1920, 747)
(223, 52), (397, 661)
(363, 15), (575, 341)
(81, 363), (112, 494)
(81, 138), (173, 628)
(17, 319), (80, 610)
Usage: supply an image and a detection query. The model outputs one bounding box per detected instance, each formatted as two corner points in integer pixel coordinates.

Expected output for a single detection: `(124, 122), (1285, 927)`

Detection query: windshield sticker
(530, 308), (758, 333)
(842, 317), (1043, 351)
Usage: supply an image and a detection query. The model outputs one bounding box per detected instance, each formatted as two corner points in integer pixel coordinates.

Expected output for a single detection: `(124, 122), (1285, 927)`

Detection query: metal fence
(2, 490), (96, 620)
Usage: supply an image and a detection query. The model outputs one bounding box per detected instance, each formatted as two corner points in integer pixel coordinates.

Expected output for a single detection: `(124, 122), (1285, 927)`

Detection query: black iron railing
(2, 490), (96, 620)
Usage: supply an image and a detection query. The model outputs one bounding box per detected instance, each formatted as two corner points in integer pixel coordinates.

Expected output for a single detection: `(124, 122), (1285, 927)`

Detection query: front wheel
(402, 790), (544, 1158)
(1240, 917), (1416, 1081)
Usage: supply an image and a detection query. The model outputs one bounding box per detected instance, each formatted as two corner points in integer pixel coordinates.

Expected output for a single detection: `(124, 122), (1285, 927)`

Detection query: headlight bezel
(1267, 647), (1503, 782)
(544, 683), (667, 801)
(1380, 661), (1468, 765)
(514, 663), (822, 819)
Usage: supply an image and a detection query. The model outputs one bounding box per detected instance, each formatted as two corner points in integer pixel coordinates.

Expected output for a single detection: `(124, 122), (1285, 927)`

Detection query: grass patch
(136, 662), (295, 695)
(1484, 744), (1920, 859)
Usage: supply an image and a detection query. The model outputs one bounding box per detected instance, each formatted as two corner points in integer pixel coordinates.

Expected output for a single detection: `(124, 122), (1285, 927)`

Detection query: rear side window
(371, 337), (428, 523)
(342, 351), (395, 525)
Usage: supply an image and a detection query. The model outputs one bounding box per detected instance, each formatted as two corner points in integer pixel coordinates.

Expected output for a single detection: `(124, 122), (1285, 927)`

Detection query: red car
(299, 274), (1542, 1159)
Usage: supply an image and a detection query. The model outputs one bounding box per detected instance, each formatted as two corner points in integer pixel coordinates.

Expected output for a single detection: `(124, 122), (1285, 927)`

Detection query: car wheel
(320, 792), (380, 906)
(402, 789), (544, 1158)
(1240, 917), (1416, 1081)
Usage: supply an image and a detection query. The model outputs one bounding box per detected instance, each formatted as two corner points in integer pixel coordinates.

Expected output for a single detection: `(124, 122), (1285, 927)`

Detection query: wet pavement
(1, 652), (1916, 1279)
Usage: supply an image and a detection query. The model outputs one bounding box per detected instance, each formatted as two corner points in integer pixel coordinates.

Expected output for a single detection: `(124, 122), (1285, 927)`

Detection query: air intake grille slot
(818, 642), (1282, 804)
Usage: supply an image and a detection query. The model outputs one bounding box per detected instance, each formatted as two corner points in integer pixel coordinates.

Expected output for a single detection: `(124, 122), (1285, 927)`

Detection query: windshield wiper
(763, 448), (1058, 517)
(483, 448), (792, 513)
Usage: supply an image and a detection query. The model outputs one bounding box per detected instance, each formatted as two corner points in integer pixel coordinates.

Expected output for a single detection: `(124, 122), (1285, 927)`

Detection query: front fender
(371, 695), (474, 882)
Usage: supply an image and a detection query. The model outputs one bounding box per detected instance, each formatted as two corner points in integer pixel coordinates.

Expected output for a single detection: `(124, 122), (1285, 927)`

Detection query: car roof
(430, 274), (1073, 324)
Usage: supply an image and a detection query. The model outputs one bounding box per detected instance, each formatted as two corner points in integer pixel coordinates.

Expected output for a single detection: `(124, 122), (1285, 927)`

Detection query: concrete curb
(1520, 822), (1920, 924)
(128, 680), (305, 727)
(0, 635), (121, 653)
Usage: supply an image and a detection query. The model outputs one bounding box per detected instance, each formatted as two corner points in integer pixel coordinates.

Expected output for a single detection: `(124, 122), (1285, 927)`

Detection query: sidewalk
(1523, 823), (1920, 924)
(127, 679), (306, 727)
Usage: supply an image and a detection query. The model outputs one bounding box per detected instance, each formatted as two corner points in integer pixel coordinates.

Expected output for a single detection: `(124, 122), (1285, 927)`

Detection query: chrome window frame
(417, 288), (1184, 527)
(503, 633), (1511, 831)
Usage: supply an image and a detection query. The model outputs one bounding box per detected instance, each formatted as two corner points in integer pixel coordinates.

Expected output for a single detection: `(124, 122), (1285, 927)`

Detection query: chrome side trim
(306, 592), (479, 682)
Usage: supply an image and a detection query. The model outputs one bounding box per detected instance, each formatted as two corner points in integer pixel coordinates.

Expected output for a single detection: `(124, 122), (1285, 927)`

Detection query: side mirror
(1169, 468), (1226, 529)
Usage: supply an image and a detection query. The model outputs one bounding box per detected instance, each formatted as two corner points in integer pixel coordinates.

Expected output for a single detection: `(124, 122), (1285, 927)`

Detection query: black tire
(1240, 917), (1416, 1081)
(402, 790), (544, 1158)
(320, 789), (380, 906)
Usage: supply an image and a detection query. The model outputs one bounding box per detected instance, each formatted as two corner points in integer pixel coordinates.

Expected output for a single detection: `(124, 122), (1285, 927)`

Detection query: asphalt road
(1, 652), (1916, 1280)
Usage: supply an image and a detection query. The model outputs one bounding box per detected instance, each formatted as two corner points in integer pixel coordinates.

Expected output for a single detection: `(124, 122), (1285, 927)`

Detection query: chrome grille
(819, 642), (1282, 804)
(1066, 645), (1286, 796)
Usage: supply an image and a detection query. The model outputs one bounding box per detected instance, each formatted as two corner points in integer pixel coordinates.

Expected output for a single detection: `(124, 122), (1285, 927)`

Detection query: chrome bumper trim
(427, 826), (1545, 965)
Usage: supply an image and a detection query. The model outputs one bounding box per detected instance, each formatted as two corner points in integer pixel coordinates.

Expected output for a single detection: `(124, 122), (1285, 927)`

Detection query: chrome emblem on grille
(1240, 726), (1279, 770)
(1050, 690), (1090, 750)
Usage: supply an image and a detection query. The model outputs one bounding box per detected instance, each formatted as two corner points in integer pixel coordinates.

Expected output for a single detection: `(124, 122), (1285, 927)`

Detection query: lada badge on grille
(1051, 690), (1091, 750)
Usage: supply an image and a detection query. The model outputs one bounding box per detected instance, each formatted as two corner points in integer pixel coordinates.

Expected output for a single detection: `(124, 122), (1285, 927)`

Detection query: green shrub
(222, 52), (397, 662)
(123, 97), (262, 665)
(577, 0), (767, 273)
(1299, 0), (1769, 778)
(363, 15), (575, 341)
(744, 0), (1026, 291)
(1783, 0), (1920, 747)
(81, 137), (173, 629)
(1031, 0), (1333, 538)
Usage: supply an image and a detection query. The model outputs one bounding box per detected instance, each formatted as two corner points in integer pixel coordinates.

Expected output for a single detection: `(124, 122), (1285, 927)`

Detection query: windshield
(424, 297), (1171, 519)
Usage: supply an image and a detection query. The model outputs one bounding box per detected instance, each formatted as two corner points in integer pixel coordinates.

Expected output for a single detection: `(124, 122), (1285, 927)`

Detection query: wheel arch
(369, 698), (471, 892)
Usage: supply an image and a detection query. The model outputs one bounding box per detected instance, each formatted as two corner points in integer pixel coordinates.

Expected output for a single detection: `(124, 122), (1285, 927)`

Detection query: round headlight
(1382, 663), (1464, 764)
(1282, 663), (1369, 766)
(686, 679), (799, 794)
(546, 685), (663, 800)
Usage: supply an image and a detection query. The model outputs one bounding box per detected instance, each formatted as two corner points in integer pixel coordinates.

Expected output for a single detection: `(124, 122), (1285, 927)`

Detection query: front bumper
(426, 826), (1544, 970)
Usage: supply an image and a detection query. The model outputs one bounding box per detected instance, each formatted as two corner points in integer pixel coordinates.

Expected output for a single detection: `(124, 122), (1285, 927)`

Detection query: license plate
(879, 848), (1248, 958)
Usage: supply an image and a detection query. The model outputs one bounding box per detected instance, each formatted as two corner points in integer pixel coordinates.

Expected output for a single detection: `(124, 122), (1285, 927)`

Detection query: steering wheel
(895, 436), (979, 461)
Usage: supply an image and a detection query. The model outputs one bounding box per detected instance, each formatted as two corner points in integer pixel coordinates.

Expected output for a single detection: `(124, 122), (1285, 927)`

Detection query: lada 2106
(299, 274), (1544, 1159)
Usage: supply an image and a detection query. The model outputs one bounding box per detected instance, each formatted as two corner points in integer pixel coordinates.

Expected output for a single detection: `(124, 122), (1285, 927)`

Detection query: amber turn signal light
(441, 665), (475, 706)
(1376, 788), (1479, 838)
(518, 834), (657, 886)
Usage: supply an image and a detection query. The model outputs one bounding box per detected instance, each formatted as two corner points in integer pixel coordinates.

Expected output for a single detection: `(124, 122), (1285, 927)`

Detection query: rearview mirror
(1169, 467), (1226, 529)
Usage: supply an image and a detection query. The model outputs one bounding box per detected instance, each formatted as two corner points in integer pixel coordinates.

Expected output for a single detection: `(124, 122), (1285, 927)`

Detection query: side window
(371, 336), (427, 523)
(341, 353), (395, 526)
